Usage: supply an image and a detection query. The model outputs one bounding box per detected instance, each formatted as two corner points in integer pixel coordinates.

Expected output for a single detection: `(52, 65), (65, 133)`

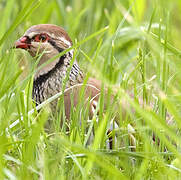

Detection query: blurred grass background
(1, 0), (181, 179)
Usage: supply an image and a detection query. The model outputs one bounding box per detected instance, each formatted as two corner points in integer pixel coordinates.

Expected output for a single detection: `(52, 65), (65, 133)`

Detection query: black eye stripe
(24, 36), (31, 43)
(48, 39), (64, 52)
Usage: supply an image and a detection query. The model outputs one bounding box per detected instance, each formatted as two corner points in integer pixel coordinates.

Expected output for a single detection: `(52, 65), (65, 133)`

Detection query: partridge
(15, 24), (112, 122)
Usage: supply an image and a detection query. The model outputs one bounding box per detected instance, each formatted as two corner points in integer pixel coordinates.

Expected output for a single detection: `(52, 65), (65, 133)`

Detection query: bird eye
(33, 34), (49, 42)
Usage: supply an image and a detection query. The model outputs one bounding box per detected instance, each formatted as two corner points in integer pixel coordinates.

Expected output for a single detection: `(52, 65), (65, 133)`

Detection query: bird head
(15, 24), (73, 77)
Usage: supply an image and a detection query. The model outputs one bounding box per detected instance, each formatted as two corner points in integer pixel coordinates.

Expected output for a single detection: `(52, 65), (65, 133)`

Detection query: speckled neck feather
(32, 52), (83, 106)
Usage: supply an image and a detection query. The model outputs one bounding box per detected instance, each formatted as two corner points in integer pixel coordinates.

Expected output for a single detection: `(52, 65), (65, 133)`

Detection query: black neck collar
(33, 55), (66, 87)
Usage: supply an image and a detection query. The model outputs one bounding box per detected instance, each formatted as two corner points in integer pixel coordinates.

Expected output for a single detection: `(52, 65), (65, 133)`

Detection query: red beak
(15, 36), (30, 49)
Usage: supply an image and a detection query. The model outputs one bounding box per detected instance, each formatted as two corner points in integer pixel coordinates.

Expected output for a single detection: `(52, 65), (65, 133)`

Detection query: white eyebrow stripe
(58, 37), (71, 47)
(25, 32), (71, 47)
(26, 32), (37, 38)
(41, 33), (71, 46)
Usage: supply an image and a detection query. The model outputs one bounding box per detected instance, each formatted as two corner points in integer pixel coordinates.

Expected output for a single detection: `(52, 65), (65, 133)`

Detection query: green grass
(1, 0), (181, 179)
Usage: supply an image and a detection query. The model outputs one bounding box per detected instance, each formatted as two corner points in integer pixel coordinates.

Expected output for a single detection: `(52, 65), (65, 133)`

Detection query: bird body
(15, 24), (138, 149)
(15, 24), (103, 120)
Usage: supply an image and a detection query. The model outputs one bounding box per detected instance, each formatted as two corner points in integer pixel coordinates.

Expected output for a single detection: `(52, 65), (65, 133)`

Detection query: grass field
(1, 0), (181, 179)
